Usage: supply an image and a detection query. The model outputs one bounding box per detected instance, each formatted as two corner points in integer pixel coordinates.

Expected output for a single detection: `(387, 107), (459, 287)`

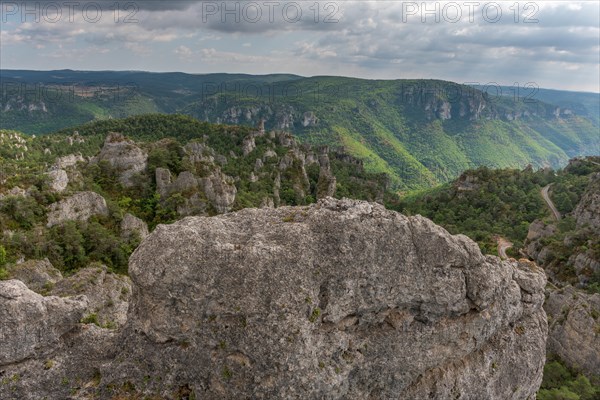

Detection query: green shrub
(542, 361), (574, 390)
(0, 245), (6, 267)
(539, 357), (599, 400)
(81, 313), (99, 326)
(538, 387), (580, 400)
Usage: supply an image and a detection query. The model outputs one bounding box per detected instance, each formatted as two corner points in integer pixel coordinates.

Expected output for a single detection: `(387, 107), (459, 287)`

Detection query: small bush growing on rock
(309, 307), (321, 323)
(81, 313), (99, 326)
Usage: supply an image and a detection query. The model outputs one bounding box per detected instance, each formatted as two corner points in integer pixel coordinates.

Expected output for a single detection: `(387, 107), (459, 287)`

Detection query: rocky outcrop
(544, 286), (600, 378)
(185, 141), (215, 164)
(316, 150), (336, 199)
(154, 139), (238, 216)
(51, 265), (132, 329)
(302, 111), (318, 127)
(5, 258), (62, 294)
(278, 148), (311, 201)
(525, 219), (558, 263)
(155, 167), (172, 197)
(120, 213), (149, 240)
(157, 168), (237, 216)
(0, 280), (87, 366)
(46, 169), (68, 192)
(455, 171), (480, 192)
(242, 135), (256, 156)
(123, 199), (547, 399)
(200, 169), (237, 213)
(53, 153), (85, 169)
(46, 191), (109, 227)
(0, 199), (547, 399)
(92, 132), (147, 187)
(570, 252), (600, 283)
(0, 186), (28, 198)
(574, 172), (600, 231)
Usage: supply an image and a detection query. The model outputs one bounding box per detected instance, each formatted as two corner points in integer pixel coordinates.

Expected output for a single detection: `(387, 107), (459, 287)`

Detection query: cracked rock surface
(0, 198), (547, 399)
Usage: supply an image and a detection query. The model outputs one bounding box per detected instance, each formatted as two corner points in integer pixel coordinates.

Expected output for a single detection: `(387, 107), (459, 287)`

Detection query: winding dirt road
(541, 184), (561, 221)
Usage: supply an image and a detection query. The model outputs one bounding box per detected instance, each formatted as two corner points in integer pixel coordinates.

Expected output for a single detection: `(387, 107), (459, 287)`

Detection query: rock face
(316, 150), (337, 199)
(53, 153), (85, 169)
(92, 132), (148, 187)
(120, 213), (149, 240)
(525, 220), (557, 263)
(574, 172), (600, 231)
(0, 199), (547, 399)
(157, 167), (237, 216)
(5, 258), (62, 294)
(46, 169), (69, 192)
(0, 280), (87, 366)
(200, 169), (237, 213)
(544, 286), (600, 378)
(46, 191), (109, 227)
(155, 167), (172, 197)
(126, 198), (546, 399)
(51, 265), (132, 329)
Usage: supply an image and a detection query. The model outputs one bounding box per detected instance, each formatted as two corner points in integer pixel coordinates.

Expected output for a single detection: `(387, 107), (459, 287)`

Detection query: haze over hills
(2, 70), (599, 190)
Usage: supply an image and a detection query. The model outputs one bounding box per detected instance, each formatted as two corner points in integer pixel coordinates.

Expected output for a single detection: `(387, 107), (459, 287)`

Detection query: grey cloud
(14, 1), (199, 12)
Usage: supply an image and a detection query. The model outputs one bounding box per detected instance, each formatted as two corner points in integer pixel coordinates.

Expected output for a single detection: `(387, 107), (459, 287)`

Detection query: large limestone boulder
(155, 167), (172, 197)
(46, 169), (69, 192)
(0, 280), (87, 366)
(53, 153), (85, 169)
(46, 191), (109, 227)
(544, 286), (600, 378)
(242, 135), (256, 156)
(0, 199), (548, 399)
(5, 258), (62, 294)
(92, 132), (147, 187)
(120, 213), (149, 241)
(123, 198), (547, 399)
(199, 169), (237, 213)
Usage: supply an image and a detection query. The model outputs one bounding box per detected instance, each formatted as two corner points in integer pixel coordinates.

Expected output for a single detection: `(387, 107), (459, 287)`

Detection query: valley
(2, 70), (598, 191)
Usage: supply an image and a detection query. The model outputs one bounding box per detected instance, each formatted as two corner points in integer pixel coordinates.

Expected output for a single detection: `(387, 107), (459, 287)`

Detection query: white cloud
(175, 45), (194, 60)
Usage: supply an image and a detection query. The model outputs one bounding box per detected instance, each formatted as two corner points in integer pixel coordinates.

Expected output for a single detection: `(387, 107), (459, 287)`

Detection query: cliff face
(0, 199), (547, 399)
(544, 286), (600, 378)
(574, 172), (600, 231)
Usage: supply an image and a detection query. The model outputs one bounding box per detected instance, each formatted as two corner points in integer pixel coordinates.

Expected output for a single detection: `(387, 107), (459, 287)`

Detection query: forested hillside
(399, 157), (600, 292)
(2, 70), (598, 190)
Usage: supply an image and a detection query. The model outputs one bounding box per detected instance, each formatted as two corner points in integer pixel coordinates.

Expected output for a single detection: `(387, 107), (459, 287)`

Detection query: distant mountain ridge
(2, 70), (598, 190)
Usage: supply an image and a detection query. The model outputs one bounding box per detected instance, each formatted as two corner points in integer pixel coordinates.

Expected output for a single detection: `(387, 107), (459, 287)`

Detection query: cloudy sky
(1, 1), (599, 92)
